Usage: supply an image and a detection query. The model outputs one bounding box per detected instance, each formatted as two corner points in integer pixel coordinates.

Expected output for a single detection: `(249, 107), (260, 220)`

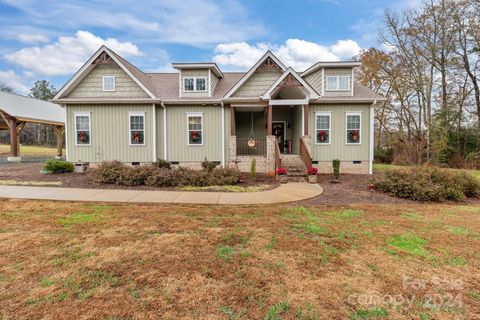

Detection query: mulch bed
(0, 162), (279, 191)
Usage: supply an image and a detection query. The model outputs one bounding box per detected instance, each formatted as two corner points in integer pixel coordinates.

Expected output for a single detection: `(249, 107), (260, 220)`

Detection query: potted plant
(276, 167), (288, 183)
(306, 167), (318, 183)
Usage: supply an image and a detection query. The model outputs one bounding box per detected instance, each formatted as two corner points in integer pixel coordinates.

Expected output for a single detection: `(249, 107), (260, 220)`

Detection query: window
(315, 112), (331, 144)
(184, 78), (194, 91)
(196, 78), (206, 91)
(346, 112), (361, 144)
(102, 76), (115, 91)
(187, 113), (203, 145)
(183, 77), (207, 92)
(129, 112), (145, 145)
(326, 76), (351, 91)
(74, 113), (91, 145)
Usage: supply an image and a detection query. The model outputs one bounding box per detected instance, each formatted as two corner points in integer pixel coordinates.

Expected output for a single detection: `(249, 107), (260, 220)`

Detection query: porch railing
(236, 138), (266, 156)
(275, 140), (282, 171)
(299, 137), (312, 169)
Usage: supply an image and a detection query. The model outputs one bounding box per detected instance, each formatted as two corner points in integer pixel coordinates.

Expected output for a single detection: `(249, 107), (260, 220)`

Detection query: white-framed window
(74, 113), (91, 146)
(196, 78), (206, 91)
(326, 76), (351, 91)
(102, 76), (115, 91)
(129, 112), (145, 146)
(346, 112), (361, 144)
(183, 77), (207, 92)
(315, 112), (331, 144)
(187, 112), (203, 145)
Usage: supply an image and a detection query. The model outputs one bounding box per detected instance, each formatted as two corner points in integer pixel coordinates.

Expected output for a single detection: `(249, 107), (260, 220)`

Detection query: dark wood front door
(273, 122), (285, 153)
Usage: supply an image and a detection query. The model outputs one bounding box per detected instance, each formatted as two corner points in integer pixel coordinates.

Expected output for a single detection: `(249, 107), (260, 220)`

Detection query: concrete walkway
(0, 183), (322, 205)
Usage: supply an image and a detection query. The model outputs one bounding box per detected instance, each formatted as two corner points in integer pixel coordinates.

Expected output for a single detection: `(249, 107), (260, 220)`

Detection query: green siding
(224, 107), (231, 162)
(166, 105), (222, 161)
(309, 104), (371, 161)
(304, 70), (323, 95)
(155, 106), (165, 160)
(68, 64), (149, 98)
(291, 106), (303, 154)
(66, 104), (154, 163)
(233, 69), (282, 97)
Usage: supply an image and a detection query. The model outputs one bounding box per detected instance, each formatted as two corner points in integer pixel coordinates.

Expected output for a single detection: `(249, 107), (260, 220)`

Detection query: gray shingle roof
(0, 91), (65, 125)
(147, 72), (244, 100)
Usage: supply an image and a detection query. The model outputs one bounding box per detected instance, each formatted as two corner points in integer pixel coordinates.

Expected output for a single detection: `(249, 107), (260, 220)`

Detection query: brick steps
(280, 155), (307, 182)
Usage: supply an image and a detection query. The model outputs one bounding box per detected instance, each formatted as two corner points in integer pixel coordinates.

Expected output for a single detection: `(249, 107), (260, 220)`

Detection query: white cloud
(17, 33), (49, 44)
(4, 31), (141, 76)
(330, 39), (362, 58)
(213, 39), (362, 71)
(0, 70), (30, 93)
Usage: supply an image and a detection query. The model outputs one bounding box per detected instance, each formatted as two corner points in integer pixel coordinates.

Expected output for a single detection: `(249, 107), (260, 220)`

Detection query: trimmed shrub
(250, 157), (257, 180)
(374, 167), (480, 202)
(117, 165), (159, 186)
(332, 159), (340, 180)
(90, 161), (128, 184)
(201, 158), (217, 173)
(153, 159), (171, 169)
(43, 159), (74, 174)
(92, 161), (241, 188)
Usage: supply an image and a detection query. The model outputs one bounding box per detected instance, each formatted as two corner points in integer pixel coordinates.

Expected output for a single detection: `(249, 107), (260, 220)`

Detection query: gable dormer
(301, 61), (361, 97)
(172, 63), (223, 98)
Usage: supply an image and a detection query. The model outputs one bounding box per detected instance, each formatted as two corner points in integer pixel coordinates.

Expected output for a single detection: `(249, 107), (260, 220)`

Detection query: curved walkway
(0, 183), (323, 205)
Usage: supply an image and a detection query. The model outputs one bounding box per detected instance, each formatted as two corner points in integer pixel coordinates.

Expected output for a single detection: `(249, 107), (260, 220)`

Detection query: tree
(28, 80), (58, 145)
(29, 80), (57, 100)
(0, 81), (14, 93)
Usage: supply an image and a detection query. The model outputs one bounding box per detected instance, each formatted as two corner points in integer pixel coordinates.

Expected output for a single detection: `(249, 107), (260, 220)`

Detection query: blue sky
(0, 0), (419, 93)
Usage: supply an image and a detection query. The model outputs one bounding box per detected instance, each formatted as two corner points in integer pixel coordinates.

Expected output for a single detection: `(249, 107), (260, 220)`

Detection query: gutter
(221, 101), (225, 167)
(369, 100), (377, 175)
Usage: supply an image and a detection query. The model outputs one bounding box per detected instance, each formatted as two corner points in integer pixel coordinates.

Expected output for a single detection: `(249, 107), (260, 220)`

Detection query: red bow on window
(134, 131), (140, 143)
(320, 130), (326, 142)
(79, 131), (85, 142)
(353, 130), (358, 141)
(191, 131), (198, 142)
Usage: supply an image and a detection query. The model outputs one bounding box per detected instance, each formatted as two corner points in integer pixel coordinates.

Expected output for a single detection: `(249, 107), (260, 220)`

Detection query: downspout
(161, 102), (167, 161)
(369, 100), (376, 174)
(221, 101), (225, 167)
(63, 104), (69, 162)
(152, 103), (156, 162)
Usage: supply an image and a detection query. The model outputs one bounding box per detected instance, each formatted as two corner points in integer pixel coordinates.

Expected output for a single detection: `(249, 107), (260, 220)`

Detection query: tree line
(357, 0), (480, 168)
(0, 80), (59, 146)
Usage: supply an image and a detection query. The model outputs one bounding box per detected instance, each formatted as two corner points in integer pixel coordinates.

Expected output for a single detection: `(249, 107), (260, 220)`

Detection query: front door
(272, 122), (285, 153)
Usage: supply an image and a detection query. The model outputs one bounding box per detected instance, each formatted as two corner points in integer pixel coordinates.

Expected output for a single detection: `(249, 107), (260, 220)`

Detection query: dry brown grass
(0, 200), (479, 319)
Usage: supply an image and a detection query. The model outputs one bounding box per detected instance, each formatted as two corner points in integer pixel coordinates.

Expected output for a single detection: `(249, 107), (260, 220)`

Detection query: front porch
(228, 103), (312, 173)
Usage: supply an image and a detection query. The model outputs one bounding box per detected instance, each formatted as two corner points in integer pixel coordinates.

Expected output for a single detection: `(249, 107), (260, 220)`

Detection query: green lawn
(0, 144), (64, 158)
(374, 163), (480, 179)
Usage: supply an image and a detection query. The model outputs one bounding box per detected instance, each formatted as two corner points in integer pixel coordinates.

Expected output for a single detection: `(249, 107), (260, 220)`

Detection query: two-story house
(52, 46), (384, 174)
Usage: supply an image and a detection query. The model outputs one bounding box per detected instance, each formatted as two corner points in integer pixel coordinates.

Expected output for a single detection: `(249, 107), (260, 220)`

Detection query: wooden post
(55, 125), (64, 158)
(303, 104), (309, 136)
(267, 105), (272, 135)
(9, 117), (18, 157)
(230, 107), (236, 136)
